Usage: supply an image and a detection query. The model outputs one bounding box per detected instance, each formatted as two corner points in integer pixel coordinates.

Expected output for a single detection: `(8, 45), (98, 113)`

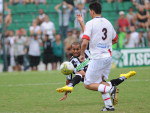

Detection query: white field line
(0, 80), (149, 87)
(0, 82), (64, 87)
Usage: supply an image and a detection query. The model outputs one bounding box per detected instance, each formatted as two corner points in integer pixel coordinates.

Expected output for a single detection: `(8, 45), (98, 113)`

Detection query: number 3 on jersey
(102, 28), (107, 40)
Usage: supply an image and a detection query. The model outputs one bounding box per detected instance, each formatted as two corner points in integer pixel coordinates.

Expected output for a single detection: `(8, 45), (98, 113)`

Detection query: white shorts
(84, 57), (112, 85)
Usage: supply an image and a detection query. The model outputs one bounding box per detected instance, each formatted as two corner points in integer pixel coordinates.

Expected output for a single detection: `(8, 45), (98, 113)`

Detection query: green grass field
(0, 67), (150, 113)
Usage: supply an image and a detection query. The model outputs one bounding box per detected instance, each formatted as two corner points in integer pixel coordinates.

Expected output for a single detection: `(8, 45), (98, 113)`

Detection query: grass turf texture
(0, 67), (150, 113)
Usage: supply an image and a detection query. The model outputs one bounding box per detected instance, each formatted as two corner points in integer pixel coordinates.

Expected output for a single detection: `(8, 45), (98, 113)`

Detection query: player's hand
(76, 14), (84, 22)
(79, 54), (85, 62)
(59, 95), (67, 101)
(59, 92), (68, 101)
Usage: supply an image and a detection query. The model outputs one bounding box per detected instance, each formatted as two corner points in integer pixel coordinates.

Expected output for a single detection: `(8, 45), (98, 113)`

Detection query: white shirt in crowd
(74, 9), (87, 29)
(29, 26), (41, 34)
(58, 9), (71, 26)
(8, 36), (16, 56)
(28, 38), (41, 56)
(41, 21), (55, 40)
(125, 32), (139, 48)
(82, 17), (117, 59)
(14, 36), (26, 56)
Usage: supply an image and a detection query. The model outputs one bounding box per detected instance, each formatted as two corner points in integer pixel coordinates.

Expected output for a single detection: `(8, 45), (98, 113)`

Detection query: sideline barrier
(112, 48), (150, 68)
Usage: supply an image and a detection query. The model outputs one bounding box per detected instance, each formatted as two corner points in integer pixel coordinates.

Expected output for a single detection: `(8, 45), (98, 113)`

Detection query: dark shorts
(43, 53), (54, 64)
(15, 55), (24, 65)
(7, 55), (10, 67)
(53, 56), (62, 63)
(29, 55), (40, 67)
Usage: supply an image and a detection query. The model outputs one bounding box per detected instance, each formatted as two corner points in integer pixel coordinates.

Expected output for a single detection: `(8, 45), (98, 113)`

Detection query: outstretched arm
(80, 39), (89, 62)
(59, 92), (68, 101)
(76, 14), (85, 32)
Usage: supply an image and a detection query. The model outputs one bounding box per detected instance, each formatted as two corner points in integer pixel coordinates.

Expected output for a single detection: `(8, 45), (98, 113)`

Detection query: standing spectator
(36, 9), (47, 25)
(138, 30), (147, 47)
(71, 29), (81, 41)
(117, 32), (126, 49)
(124, 26), (139, 48)
(72, 29), (77, 38)
(4, 3), (12, 27)
(74, 3), (87, 29)
(14, 33), (27, 71)
(41, 16), (56, 41)
(28, 34), (42, 71)
(4, 31), (11, 71)
(147, 30), (150, 47)
(117, 11), (130, 32)
(53, 34), (63, 70)
(8, 30), (16, 71)
(136, 6), (149, 29)
(126, 7), (136, 26)
(42, 34), (54, 70)
(29, 20), (41, 35)
(55, 1), (73, 38)
(64, 29), (78, 59)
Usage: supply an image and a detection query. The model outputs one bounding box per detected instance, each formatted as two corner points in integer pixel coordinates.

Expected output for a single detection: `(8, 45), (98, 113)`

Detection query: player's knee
(100, 81), (110, 86)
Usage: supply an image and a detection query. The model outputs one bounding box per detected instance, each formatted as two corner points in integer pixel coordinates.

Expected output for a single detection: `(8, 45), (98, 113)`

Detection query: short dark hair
(71, 42), (81, 48)
(89, 2), (102, 14)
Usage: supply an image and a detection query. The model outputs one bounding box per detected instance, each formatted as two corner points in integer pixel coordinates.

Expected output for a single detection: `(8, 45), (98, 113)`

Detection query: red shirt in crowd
(118, 18), (129, 31)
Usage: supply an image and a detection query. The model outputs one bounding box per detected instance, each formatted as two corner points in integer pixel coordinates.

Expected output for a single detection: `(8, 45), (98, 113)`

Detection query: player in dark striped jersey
(66, 43), (90, 84)
(57, 42), (90, 101)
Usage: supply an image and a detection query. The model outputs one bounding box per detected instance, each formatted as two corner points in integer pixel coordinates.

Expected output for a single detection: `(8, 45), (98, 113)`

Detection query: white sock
(67, 83), (73, 87)
(98, 84), (112, 93)
(102, 93), (113, 108)
(120, 76), (126, 80)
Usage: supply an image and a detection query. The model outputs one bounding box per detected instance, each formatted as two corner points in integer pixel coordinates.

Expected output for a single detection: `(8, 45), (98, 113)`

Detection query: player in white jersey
(78, 2), (136, 111)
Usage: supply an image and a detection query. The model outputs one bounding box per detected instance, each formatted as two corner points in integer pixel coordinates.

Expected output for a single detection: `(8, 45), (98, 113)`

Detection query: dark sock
(70, 74), (82, 87)
(110, 77), (126, 86)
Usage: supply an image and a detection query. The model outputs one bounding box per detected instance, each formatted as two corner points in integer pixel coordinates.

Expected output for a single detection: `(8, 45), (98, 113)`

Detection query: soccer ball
(60, 61), (74, 75)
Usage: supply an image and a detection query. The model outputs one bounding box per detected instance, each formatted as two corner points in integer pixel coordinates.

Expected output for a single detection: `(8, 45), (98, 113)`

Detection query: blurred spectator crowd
(9, 0), (47, 5)
(0, 0), (150, 71)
